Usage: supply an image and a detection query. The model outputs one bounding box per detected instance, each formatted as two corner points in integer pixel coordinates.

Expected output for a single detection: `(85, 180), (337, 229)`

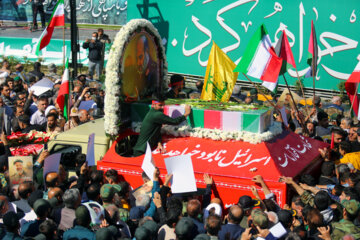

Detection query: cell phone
(44, 143), (48, 150)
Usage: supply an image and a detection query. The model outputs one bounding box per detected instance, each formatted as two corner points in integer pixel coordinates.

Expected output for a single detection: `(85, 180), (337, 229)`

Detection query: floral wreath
(104, 19), (168, 136)
(131, 121), (283, 144)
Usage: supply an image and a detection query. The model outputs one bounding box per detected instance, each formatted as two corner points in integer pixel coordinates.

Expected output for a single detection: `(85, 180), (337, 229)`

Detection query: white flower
(104, 19), (168, 136)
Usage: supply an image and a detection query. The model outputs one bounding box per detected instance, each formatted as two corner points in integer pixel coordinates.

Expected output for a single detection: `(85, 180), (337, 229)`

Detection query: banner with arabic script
(0, 36), (110, 66)
(0, 0), (127, 25)
(128, 0), (360, 91)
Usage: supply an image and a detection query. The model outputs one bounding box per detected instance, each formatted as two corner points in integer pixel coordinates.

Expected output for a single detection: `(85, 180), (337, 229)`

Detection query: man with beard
(132, 95), (191, 156)
(10, 160), (30, 185)
(46, 112), (61, 135)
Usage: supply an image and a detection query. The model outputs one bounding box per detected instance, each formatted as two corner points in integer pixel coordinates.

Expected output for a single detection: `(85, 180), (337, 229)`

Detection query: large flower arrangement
(6, 130), (53, 156)
(132, 122), (283, 144)
(104, 19), (168, 136)
(6, 130), (51, 146)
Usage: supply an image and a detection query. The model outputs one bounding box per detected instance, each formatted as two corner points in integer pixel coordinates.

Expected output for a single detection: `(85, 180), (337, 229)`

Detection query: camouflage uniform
(101, 184), (129, 222)
(300, 190), (315, 207)
(331, 200), (360, 240)
(331, 219), (360, 240)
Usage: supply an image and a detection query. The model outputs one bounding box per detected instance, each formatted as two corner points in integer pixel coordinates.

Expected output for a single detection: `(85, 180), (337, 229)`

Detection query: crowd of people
(0, 57), (360, 240)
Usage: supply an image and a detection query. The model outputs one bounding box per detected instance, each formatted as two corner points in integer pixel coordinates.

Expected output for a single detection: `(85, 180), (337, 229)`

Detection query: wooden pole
(294, 68), (310, 117)
(283, 75), (306, 131)
(312, 58), (316, 106)
(242, 73), (280, 114)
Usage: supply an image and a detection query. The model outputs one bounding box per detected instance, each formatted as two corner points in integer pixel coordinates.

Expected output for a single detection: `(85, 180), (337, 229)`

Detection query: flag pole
(294, 68), (310, 117)
(62, 25), (65, 68)
(312, 58), (316, 106)
(282, 75), (306, 131)
(349, 82), (359, 117)
(242, 73), (280, 114)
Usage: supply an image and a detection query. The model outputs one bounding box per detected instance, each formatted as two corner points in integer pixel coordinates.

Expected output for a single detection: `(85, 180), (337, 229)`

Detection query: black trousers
(32, 4), (45, 28)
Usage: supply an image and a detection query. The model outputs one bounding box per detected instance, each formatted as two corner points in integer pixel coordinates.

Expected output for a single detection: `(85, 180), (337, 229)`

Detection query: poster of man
(9, 156), (33, 186)
(121, 32), (160, 100)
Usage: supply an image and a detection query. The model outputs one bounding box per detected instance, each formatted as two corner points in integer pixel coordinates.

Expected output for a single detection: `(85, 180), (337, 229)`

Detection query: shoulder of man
(332, 220), (360, 237)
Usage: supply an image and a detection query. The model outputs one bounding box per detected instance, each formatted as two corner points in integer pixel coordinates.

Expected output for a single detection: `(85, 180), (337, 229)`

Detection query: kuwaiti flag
(35, 0), (64, 55)
(56, 58), (69, 121)
(263, 30), (296, 92)
(305, 20), (318, 78)
(345, 61), (360, 120)
(234, 24), (282, 91)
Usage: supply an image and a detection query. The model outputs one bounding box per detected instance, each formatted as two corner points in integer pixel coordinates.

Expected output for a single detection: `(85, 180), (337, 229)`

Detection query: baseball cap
(238, 195), (260, 211)
(3, 211), (24, 228)
(100, 184), (121, 202)
(70, 108), (79, 117)
(341, 199), (360, 215)
(251, 209), (269, 229)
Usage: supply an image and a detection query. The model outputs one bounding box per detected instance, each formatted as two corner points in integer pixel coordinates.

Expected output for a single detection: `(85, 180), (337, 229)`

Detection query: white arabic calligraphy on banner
(181, 1), (358, 81)
(0, 0), (127, 25)
(128, 0), (360, 91)
(152, 135), (312, 169)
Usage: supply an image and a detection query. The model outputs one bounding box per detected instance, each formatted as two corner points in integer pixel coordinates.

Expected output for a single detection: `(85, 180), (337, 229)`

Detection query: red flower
(33, 137), (44, 144)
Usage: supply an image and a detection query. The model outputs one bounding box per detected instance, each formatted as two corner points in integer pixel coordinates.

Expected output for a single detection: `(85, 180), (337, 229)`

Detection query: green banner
(128, 0), (360, 91)
(0, 37), (110, 66)
(0, 0), (127, 25)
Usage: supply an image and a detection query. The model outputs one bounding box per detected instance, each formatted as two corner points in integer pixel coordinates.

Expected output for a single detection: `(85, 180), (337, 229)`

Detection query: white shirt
(30, 110), (47, 125)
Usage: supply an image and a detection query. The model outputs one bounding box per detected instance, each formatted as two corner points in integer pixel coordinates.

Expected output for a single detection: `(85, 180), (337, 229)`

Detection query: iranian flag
(234, 24), (282, 91)
(56, 59), (69, 121)
(35, 0), (65, 55)
(345, 61), (360, 120)
(263, 30), (296, 92)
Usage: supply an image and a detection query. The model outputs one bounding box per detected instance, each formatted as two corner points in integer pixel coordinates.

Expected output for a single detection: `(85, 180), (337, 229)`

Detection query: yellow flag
(201, 42), (238, 102)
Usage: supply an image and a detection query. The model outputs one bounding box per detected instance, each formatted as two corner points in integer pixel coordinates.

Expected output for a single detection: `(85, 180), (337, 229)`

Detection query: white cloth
(20, 209), (37, 227)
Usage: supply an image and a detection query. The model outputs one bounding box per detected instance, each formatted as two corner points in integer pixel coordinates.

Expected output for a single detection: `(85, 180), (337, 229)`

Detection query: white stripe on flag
(262, 80), (278, 92)
(247, 35), (272, 79)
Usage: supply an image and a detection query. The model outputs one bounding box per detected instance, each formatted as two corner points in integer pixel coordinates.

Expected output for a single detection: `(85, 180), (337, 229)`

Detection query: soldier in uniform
(331, 200), (360, 240)
(132, 96), (191, 156)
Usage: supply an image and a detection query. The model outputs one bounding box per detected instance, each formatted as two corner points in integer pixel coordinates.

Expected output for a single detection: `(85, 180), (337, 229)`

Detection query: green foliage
(99, 74), (106, 83)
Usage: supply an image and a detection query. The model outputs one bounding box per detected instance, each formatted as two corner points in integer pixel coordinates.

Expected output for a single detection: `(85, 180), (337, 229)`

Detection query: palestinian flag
(56, 59), (69, 121)
(234, 24), (282, 91)
(305, 20), (318, 78)
(263, 30), (296, 92)
(345, 61), (360, 120)
(35, 0), (64, 55)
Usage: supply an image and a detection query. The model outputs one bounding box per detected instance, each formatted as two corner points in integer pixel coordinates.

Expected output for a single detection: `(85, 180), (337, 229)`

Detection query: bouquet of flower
(6, 131), (51, 147)
(10, 144), (44, 156)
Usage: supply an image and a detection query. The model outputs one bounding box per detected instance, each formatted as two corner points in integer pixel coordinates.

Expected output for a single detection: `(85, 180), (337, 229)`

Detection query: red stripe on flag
(345, 81), (359, 117)
(48, 15), (65, 28)
(347, 71), (360, 83)
(282, 30), (296, 68)
(308, 21), (315, 56)
(261, 48), (283, 83)
(39, 27), (55, 51)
